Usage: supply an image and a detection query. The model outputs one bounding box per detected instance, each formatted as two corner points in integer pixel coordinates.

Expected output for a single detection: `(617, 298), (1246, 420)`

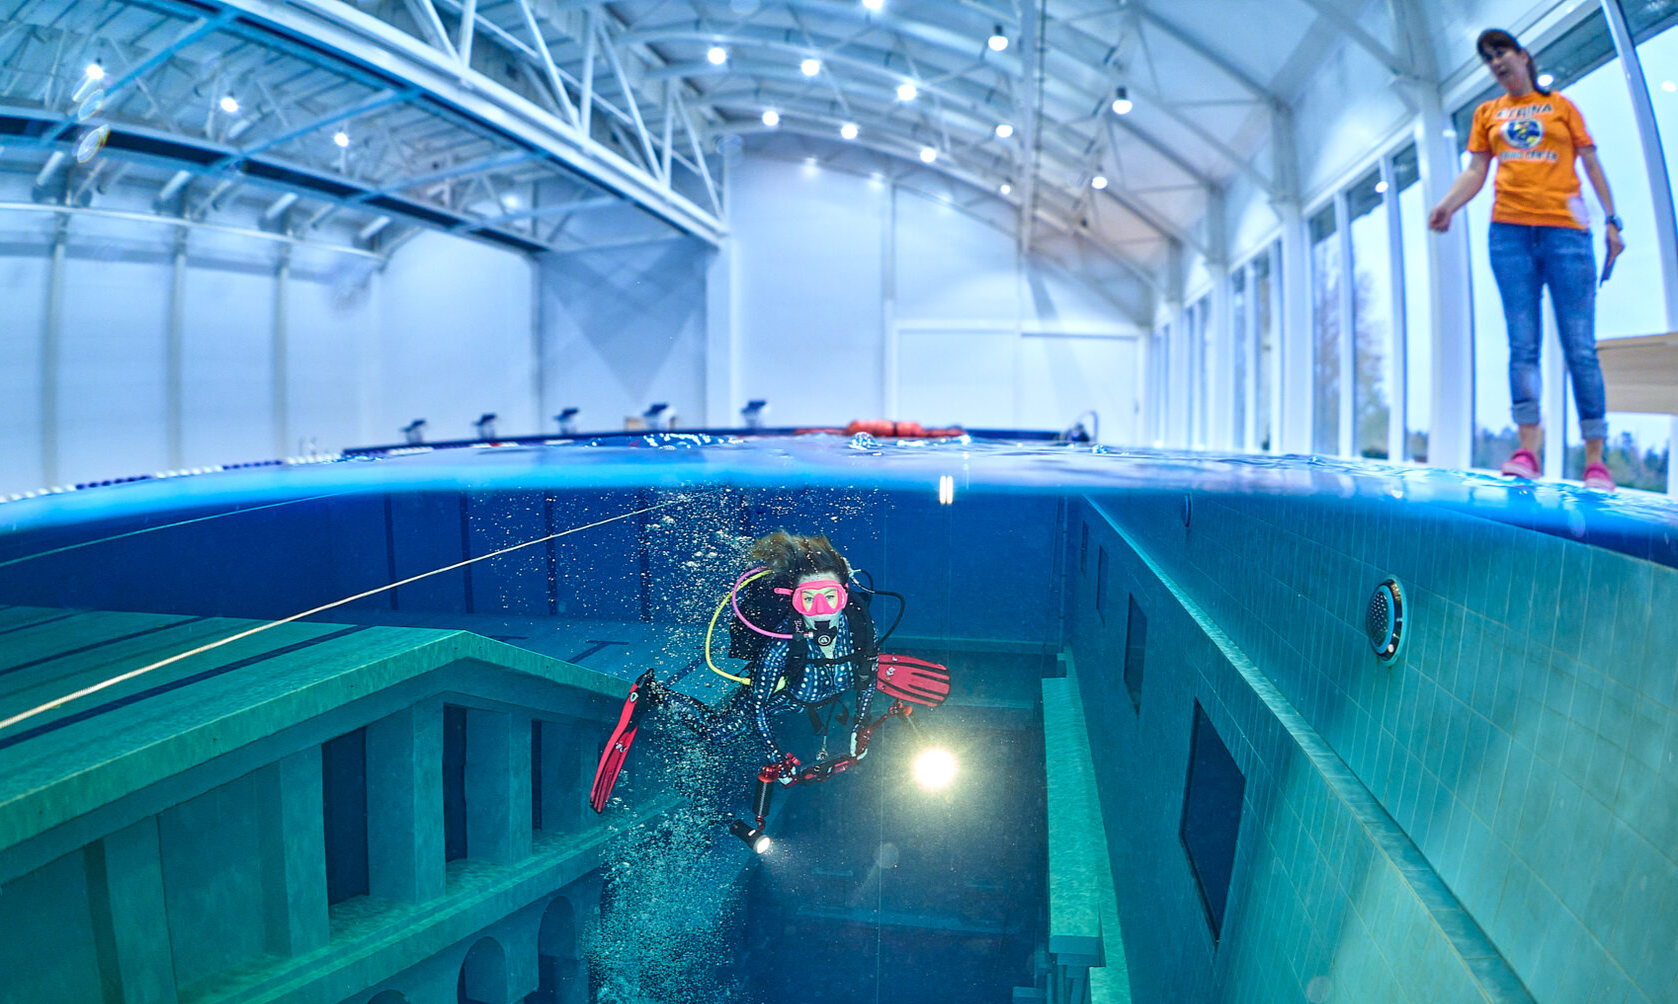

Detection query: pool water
(0, 434), (1674, 1004)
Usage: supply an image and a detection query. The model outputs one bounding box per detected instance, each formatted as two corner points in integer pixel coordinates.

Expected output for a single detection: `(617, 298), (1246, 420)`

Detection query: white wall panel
(538, 237), (709, 431)
(289, 262), (379, 452)
(0, 254), (48, 494)
(895, 194), (1017, 323)
(380, 231), (537, 442)
(181, 264), (275, 467)
(730, 158), (888, 425)
(56, 253), (169, 486)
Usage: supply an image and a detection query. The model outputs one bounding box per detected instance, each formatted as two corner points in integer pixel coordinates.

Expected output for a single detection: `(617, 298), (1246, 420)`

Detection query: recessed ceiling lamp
(1091, 175), (1107, 190)
(1000, 182), (1012, 195)
(219, 95), (239, 114)
(707, 46), (728, 65)
(1374, 180), (1389, 194)
(1536, 72), (1555, 87)
(919, 146), (937, 163)
(995, 123), (1013, 138)
(1111, 87), (1133, 115)
(84, 62), (105, 81)
(801, 57), (821, 76)
(862, 0), (883, 10)
(897, 81), (918, 101)
(988, 26), (1008, 51)
(762, 109), (780, 127)
(333, 130), (350, 148)
(840, 122), (859, 139)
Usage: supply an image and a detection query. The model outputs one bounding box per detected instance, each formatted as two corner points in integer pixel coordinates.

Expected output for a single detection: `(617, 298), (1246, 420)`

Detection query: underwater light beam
(0, 497), (691, 734)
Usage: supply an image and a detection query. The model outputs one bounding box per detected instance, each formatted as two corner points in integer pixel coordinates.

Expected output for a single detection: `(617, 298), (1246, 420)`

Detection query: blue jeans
(1488, 222), (1608, 440)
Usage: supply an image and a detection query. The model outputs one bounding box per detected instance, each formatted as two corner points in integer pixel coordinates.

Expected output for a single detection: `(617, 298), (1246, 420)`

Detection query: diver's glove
(772, 753), (802, 784)
(849, 727), (870, 760)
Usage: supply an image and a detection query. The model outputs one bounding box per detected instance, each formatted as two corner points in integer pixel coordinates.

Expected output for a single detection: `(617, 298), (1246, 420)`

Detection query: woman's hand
(1603, 224), (1624, 283)
(1427, 203), (1453, 232)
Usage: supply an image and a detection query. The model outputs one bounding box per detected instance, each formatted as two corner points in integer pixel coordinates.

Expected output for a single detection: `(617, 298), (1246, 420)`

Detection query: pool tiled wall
(1074, 490), (1678, 1004)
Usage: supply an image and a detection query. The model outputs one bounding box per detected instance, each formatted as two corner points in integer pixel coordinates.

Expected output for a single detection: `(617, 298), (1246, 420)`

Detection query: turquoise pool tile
(1598, 679), (1637, 747)
(1640, 571), (1678, 710)
(1582, 820), (1642, 940)
(1580, 549), (1624, 671)
(1624, 702), (1667, 771)
(1612, 753), (1657, 823)
(1553, 544), (1594, 656)
(1619, 856), (1678, 1000)
(1553, 790), (1611, 917)
(1586, 734), (1627, 802)
(1572, 665), (1606, 734)
(1561, 719), (1597, 789)
(1528, 903), (1583, 997)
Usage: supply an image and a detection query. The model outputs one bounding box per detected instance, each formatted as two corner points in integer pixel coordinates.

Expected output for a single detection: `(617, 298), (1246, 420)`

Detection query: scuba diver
(589, 531), (949, 847)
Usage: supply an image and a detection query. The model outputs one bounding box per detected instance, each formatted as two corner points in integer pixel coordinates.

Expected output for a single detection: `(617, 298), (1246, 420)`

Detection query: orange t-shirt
(1468, 92), (1594, 229)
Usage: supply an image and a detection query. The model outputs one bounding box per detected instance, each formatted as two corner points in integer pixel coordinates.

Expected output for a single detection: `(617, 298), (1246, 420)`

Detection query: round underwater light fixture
(912, 748), (957, 790)
(1366, 577), (1407, 664)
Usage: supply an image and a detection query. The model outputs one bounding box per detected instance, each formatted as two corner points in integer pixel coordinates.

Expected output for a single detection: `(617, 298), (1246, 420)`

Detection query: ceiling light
(333, 130), (350, 148)
(840, 122), (859, 140)
(995, 123), (1013, 138)
(862, 0), (883, 10)
(1091, 175), (1107, 190)
(1000, 182), (1012, 195)
(1663, 80), (1676, 92)
(988, 26), (1008, 52)
(801, 57), (821, 76)
(1374, 180), (1389, 194)
(501, 193), (520, 209)
(1111, 87), (1133, 115)
(762, 109), (780, 127)
(1536, 72), (1555, 88)
(919, 146), (937, 163)
(84, 62), (105, 81)
(219, 95), (239, 114)
(707, 46), (728, 65)
(897, 81), (918, 101)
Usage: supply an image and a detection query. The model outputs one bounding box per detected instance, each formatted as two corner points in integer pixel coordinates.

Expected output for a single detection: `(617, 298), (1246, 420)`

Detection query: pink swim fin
(875, 653), (950, 707)
(589, 670), (656, 812)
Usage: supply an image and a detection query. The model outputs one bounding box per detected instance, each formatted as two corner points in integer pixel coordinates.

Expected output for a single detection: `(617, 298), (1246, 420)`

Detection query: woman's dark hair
(1477, 28), (1550, 95)
(747, 531), (850, 585)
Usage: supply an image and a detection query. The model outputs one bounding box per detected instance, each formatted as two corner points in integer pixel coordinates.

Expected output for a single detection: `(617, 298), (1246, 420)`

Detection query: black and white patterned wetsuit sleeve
(850, 610), (877, 732)
(750, 639), (790, 763)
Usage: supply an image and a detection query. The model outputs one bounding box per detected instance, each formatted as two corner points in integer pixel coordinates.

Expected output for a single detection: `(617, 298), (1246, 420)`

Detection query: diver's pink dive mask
(776, 578), (848, 618)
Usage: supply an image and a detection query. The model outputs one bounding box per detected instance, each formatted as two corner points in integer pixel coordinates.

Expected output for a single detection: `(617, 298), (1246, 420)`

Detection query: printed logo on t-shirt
(1503, 118), (1542, 150)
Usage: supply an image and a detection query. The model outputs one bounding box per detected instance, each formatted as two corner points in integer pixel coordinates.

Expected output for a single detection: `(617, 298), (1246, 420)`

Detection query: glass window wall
(1394, 145), (1433, 463)
(1309, 206), (1342, 456)
(1348, 169), (1393, 459)
(1254, 249), (1277, 452)
(1232, 269), (1248, 449)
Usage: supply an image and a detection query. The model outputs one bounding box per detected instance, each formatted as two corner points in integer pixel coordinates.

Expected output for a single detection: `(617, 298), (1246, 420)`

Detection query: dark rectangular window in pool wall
(1080, 520), (1089, 573)
(531, 719), (544, 831)
(321, 727), (369, 904)
(444, 704), (468, 861)
(1123, 596), (1146, 712)
(1096, 545), (1109, 620)
(1180, 702), (1246, 941)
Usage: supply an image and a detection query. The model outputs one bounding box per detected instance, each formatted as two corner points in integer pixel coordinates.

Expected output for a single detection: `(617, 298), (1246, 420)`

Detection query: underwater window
(1096, 545), (1109, 619)
(1123, 596), (1146, 712)
(1180, 702), (1246, 941)
(321, 727), (369, 904)
(444, 704), (468, 861)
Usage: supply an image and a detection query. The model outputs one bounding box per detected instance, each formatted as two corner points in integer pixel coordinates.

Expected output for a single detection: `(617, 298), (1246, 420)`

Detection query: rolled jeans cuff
(1579, 417), (1609, 441)
(1511, 399), (1542, 426)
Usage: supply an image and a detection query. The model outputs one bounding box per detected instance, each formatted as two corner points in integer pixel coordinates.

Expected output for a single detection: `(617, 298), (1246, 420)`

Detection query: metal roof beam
(1293, 0), (1409, 76)
(201, 0), (722, 244)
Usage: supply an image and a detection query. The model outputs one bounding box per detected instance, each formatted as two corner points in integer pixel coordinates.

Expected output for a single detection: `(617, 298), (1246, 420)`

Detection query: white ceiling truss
(0, 0), (1429, 271)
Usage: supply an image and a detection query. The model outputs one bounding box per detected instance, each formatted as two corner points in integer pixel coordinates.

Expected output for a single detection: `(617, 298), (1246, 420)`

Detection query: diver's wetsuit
(658, 608), (877, 763)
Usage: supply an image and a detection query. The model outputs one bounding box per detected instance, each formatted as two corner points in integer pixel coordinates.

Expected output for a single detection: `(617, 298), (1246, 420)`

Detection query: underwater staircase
(0, 603), (641, 1004)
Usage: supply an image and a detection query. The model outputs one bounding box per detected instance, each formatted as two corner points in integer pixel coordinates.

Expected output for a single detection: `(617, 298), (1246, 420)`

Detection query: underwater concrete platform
(0, 603), (642, 1004)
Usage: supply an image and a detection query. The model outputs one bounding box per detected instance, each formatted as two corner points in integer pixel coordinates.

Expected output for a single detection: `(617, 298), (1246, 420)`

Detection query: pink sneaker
(1500, 448), (1540, 479)
(1583, 462), (1616, 492)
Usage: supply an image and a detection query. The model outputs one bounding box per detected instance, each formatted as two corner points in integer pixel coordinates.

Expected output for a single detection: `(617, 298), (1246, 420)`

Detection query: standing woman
(1428, 28), (1626, 490)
